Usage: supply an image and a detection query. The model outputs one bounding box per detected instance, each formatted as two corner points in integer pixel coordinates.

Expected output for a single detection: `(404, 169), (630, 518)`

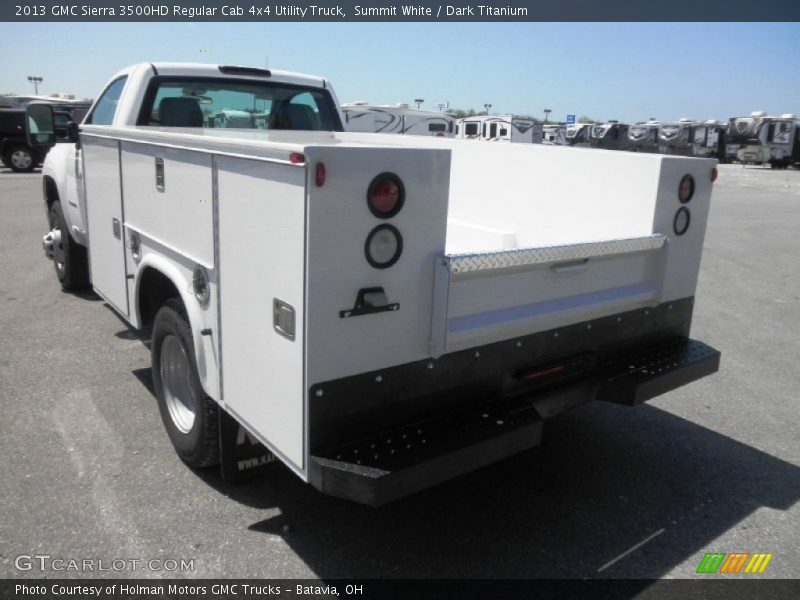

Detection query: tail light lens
(365, 224), (403, 269)
(289, 152), (305, 164)
(367, 173), (404, 218)
(678, 174), (695, 203)
(711, 167), (718, 182)
(315, 162), (326, 187)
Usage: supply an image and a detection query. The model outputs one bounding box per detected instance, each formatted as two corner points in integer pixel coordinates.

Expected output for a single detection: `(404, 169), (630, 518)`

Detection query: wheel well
(138, 267), (182, 328)
(43, 176), (59, 210)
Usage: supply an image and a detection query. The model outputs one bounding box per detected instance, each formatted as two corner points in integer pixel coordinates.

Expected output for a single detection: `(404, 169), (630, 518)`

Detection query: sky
(1, 22), (798, 123)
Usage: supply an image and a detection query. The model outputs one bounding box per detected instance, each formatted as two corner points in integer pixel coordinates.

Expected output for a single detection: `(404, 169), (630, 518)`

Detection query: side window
(428, 123), (446, 133)
(465, 123), (478, 136)
(86, 77), (127, 126)
(489, 123), (497, 138)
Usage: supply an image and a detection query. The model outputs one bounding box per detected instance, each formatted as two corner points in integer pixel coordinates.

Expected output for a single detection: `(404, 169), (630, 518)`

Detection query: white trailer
(28, 63), (721, 506)
(455, 115), (543, 144)
(627, 120), (661, 153)
(690, 120), (728, 162)
(341, 102), (455, 137)
(589, 121), (631, 150)
(541, 124), (567, 145)
(565, 122), (592, 146)
(728, 111), (800, 168)
(658, 118), (700, 156)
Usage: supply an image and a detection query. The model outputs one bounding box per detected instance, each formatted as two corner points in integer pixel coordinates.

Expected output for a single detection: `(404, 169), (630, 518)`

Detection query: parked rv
(565, 123), (592, 147)
(658, 118), (701, 156)
(541, 124), (566, 145)
(728, 111), (800, 168)
(455, 114), (543, 144)
(627, 121), (660, 153)
(28, 62), (720, 506)
(588, 121), (630, 150)
(691, 120), (728, 162)
(341, 102), (455, 137)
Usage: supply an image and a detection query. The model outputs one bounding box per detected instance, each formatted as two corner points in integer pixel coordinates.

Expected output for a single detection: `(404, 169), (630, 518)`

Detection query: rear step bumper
(309, 339), (719, 506)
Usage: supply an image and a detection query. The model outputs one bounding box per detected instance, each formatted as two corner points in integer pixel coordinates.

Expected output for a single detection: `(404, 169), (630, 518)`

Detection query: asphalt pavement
(0, 164), (798, 582)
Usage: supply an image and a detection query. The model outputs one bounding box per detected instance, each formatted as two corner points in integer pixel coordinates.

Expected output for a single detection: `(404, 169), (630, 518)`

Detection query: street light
(484, 103), (492, 115)
(414, 98), (424, 109)
(27, 76), (43, 95)
(544, 108), (552, 124)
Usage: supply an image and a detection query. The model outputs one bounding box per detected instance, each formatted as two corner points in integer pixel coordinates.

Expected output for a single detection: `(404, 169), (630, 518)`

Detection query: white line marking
(597, 528), (666, 573)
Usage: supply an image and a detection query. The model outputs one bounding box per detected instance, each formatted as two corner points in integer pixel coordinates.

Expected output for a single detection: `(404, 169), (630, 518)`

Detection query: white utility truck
(455, 115), (543, 144)
(341, 102), (455, 137)
(29, 63), (720, 506)
(728, 111), (800, 168)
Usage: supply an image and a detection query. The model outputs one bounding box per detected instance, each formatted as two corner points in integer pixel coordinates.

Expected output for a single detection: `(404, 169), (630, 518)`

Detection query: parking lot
(0, 163), (798, 581)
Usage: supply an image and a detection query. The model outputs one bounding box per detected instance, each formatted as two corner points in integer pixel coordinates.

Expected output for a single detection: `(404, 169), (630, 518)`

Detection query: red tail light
(711, 167), (718, 182)
(315, 162), (326, 187)
(367, 173), (404, 218)
(289, 152), (305, 164)
(678, 174), (695, 203)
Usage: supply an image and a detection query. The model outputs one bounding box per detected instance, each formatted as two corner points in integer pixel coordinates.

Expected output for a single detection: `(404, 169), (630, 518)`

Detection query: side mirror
(66, 121), (80, 143)
(25, 103), (56, 148)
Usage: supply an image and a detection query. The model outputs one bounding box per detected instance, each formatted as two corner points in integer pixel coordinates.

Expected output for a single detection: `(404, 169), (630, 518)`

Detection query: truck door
(81, 76), (129, 315)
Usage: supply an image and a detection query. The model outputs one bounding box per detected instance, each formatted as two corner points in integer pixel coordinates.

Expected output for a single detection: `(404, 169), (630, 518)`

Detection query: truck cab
(40, 62), (344, 280)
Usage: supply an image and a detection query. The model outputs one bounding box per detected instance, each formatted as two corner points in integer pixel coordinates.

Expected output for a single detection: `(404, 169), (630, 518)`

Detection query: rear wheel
(152, 298), (220, 467)
(47, 200), (90, 290)
(4, 144), (37, 173)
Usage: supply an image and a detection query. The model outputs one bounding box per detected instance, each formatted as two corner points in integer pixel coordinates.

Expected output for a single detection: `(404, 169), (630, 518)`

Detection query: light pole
(27, 76), (43, 95)
(414, 98), (424, 109)
(544, 108), (552, 124)
(484, 103), (492, 115)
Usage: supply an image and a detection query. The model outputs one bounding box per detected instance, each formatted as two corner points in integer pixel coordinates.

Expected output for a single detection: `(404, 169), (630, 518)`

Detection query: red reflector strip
(315, 162), (326, 187)
(711, 167), (718, 182)
(518, 355), (589, 382)
(289, 152), (305, 164)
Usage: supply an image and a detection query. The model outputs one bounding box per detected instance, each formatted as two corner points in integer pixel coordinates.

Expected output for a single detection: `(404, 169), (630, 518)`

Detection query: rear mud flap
(219, 411), (279, 483)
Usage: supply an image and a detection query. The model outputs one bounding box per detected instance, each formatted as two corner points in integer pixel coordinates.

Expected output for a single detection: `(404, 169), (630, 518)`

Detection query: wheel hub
(11, 150), (33, 170)
(160, 335), (198, 434)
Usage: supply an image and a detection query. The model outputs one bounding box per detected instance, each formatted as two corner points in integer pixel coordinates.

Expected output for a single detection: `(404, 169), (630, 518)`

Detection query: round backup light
(367, 173), (405, 218)
(365, 224), (403, 269)
(678, 174), (695, 203)
(674, 207), (691, 236)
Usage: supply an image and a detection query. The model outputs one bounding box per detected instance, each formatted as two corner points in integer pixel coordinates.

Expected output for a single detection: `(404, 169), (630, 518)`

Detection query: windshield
(138, 77), (343, 131)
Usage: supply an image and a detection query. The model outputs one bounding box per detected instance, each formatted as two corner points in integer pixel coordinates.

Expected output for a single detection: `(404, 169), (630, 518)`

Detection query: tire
(152, 298), (220, 468)
(47, 201), (90, 291)
(4, 144), (37, 173)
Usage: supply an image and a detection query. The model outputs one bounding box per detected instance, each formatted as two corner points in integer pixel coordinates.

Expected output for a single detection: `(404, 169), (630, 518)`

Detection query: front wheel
(152, 298), (220, 468)
(47, 201), (90, 290)
(4, 144), (37, 173)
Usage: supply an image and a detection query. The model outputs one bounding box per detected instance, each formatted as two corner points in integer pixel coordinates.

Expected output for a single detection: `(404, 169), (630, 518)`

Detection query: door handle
(112, 218), (121, 239)
(551, 258), (589, 274)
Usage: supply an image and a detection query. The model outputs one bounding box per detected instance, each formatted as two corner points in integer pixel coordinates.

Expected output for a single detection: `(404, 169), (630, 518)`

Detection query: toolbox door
(215, 156), (307, 475)
(82, 136), (129, 316)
